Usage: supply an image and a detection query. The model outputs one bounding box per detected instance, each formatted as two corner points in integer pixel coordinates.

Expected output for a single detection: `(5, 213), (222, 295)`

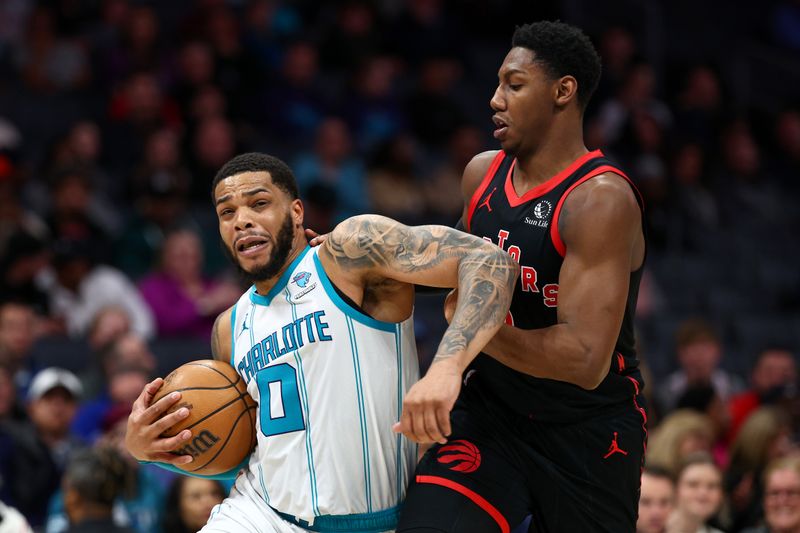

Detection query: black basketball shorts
(396, 387), (647, 533)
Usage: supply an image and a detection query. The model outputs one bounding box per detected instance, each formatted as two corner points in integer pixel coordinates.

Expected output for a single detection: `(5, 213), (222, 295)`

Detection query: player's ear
(291, 198), (304, 227)
(554, 75), (578, 107)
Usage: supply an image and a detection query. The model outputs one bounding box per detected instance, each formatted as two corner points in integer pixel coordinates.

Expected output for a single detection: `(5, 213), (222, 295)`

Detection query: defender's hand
(393, 360), (462, 444)
(305, 228), (328, 247)
(125, 377), (194, 465)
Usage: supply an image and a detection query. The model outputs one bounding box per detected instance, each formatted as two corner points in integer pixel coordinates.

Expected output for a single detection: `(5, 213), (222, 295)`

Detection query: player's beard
(226, 212), (295, 283)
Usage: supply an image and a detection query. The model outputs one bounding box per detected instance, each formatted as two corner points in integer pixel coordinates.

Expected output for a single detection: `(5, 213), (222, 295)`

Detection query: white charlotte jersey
(229, 246), (419, 532)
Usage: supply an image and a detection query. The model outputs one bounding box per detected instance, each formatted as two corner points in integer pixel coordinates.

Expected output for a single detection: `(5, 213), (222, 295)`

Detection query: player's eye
(509, 84), (523, 91)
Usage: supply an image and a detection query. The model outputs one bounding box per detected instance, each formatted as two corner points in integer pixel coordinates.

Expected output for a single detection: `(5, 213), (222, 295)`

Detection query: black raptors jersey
(465, 149), (645, 423)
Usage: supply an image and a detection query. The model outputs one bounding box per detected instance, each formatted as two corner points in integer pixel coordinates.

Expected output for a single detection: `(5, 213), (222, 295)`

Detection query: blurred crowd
(0, 0), (798, 532)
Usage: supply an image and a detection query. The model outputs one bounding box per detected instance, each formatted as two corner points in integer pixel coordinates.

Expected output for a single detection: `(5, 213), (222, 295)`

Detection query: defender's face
(214, 171), (300, 278)
(490, 47), (555, 156)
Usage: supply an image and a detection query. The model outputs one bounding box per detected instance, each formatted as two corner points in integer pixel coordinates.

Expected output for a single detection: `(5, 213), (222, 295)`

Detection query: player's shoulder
(462, 150), (502, 199)
(566, 171), (639, 212)
(559, 171), (641, 240)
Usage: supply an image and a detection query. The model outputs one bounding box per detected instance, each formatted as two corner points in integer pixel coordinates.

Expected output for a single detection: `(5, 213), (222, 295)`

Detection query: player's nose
(490, 85), (505, 111)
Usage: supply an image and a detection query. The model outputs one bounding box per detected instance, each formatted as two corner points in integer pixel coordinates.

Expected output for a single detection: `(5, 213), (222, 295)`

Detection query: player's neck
(253, 233), (309, 295)
(513, 124), (588, 190)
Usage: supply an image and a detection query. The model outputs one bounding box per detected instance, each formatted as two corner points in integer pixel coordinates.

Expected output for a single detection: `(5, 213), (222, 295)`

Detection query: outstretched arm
(320, 215), (518, 443)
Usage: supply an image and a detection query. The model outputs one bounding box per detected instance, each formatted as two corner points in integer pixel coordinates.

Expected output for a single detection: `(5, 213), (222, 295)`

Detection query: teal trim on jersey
(249, 246), (311, 306)
(273, 504), (400, 532)
(139, 456), (248, 480)
(346, 317), (372, 512)
(258, 464), (270, 504)
(286, 289), (321, 516)
(394, 323), (403, 504)
(229, 301), (237, 366)
(311, 249), (395, 333)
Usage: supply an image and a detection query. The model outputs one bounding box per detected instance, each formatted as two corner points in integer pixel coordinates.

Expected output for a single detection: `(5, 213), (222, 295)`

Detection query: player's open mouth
(492, 115), (509, 139)
(236, 236), (270, 256)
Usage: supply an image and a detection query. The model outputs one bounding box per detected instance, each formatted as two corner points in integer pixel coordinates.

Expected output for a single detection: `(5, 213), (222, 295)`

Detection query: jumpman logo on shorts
(603, 432), (628, 459)
(478, 187), (497, 212)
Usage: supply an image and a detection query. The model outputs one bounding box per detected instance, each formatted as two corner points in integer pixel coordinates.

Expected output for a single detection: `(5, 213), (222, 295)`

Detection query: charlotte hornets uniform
(202, 245), (419, 533)
(398, 150), (647, 533)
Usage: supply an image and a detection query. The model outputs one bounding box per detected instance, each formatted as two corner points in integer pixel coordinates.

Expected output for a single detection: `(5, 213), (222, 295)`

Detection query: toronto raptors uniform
(202, 245), (419, 533)
(399, 150), (647, 533)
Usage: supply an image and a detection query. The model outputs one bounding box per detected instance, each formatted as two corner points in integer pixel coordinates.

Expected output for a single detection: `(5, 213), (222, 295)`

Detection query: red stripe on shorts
(415, 475), (510, 533)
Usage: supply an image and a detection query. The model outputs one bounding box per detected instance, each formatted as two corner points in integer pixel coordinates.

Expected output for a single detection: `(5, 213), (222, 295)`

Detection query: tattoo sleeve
(323, 215), (518, 368)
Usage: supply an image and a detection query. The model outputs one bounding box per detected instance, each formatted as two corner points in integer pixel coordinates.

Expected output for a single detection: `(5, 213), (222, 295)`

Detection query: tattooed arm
(320, 214), (519, 444)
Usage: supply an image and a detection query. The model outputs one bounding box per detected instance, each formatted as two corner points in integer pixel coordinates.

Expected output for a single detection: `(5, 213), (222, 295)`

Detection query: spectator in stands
(367, 134), (426, 225)
(342, 55), (404, 151)
(47, 405), (165, 533)
(590, 61), (671, 150)
(0, 300), (38, 401)
(259, 40), (328, 148)
(639, 467), (676, 533)
(725, 407), (795, 531)
(45, 238), (155, 340)
(422, 124), (483, 225)
(647, 410), (715, 476)
(405, 56), (465, 148)
(61, 447), (135, 533)
(667, 452), (725, 533)
(161, 477), (225, 533)
(0, 367), (83, 529)
(659, 319), (744, 413)
(73, 363), (149, 444)
(139, 228), (239, 339)
(76, 331), (156, 420)
(676, 384), (731, 466)
(729, 348), (797, 442)
(671, 143), (720, 251)
(717, 121), (786, 230)
(0, 365), (24, 422)
(673, 65), (724, 148)
(292, 117), (369, 221)
(86, 306), (131, 353)
(45, 169), (115, 259)
(188, 116), (238, 201)
(741, 456), (800, 533)
(14, 6), (90, 93)
(0, 231), (52, 318)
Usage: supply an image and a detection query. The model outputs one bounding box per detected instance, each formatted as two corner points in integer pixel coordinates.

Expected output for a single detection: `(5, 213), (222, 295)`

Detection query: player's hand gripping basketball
(393, 360), (461, 444)
(125, 377), (194, 465)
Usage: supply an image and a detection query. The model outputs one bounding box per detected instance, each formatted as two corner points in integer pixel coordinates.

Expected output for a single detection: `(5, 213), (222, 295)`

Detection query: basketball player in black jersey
(394, 21), (647, 533)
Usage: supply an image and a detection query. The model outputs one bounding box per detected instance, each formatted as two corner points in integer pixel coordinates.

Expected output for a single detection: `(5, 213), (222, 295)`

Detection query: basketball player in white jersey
(125, 153), (518, 532)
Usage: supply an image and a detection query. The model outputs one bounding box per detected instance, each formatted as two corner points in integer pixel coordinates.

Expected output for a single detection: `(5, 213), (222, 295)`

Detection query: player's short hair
(511, 21), (601, 110)
(211, 152), (299, 202)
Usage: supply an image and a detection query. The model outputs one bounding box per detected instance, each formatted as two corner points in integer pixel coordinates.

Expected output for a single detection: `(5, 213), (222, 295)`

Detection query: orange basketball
(153, 359), (257, 475)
